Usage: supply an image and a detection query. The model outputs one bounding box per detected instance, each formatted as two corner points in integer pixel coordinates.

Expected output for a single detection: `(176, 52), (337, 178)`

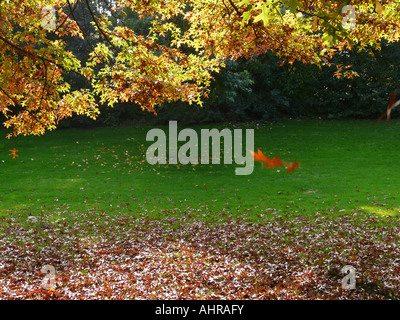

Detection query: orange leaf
(8, 148), (19, 159)
(250, 150), (284, 169)
(285, 160), (300, 173)
(249, 149), (270, 162)
(265, 155), (284, 169)
(377, 90), (400, 123)
(312, 16), (319, 31)
(251, 149), (299, 173)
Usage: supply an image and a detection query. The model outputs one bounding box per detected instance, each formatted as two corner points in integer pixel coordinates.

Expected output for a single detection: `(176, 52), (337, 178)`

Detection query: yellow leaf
(312, 16), (319, 31)
(375, 0), (383, 14)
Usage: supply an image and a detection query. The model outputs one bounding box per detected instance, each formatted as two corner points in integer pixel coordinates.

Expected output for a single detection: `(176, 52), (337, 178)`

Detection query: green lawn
(2, 119), (400, 299)
(1, 119), (400, 220)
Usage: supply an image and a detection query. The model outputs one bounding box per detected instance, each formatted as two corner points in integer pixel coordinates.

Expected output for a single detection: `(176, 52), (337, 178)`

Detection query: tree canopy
(0, 0), (399, 137)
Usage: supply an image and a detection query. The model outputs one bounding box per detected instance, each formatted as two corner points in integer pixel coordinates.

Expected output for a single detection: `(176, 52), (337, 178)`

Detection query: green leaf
(322, 33), (334, 46)
(286, 0), (303, 13)
(253, 5), (273, 27)
(237, 0), (250, 6)
(242, 10), (252, 23)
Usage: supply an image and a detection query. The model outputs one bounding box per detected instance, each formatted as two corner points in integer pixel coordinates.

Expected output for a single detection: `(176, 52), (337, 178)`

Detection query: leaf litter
(0, 209), (400, 299)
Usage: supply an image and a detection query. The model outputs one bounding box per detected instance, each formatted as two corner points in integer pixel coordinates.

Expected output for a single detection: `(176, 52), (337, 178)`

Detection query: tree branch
(66, 0), (97, 54)
(0, 84), (19, 107)
(84, 0), (120, 53)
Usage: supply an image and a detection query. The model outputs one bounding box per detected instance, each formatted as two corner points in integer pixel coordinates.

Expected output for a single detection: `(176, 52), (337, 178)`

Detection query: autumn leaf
(312, 16), (319, 31)
(265, 155), (284, 169)
(8, 148), (19, 159)
(376, 90), (400, 123)
(375, 0), (383, 14)
(285, 160), (300, 173)
(250, 149), (299, 172)
(286, 0), (303, 14)
(250, 149), (279, 168)
(253, 5), (274, 27)
(249, 149), (269, 162)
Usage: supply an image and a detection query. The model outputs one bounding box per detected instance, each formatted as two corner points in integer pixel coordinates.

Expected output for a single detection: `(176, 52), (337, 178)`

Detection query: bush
(289, 41), (400, 119)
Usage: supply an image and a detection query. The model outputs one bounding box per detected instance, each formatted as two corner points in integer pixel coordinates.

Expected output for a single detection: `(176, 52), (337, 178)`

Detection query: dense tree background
(59, 38), (400, 128)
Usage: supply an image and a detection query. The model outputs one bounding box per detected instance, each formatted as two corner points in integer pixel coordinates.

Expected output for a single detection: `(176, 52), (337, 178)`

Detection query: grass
(2, 119), (400, 299)
(1, 119), (400, 221)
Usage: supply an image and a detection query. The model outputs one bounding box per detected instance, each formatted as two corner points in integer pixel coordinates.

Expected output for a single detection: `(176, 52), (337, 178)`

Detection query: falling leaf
(265, 155), (284, 169)
(8, 148), (19, 159)
(285, 160), (300, 173)
(250, 149), (270, 163)
(249, 149), (299, 172)
(376, 90), (400, 123)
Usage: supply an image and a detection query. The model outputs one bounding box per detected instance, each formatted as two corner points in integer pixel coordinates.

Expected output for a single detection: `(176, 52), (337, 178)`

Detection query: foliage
(153, 39), (400, 124)
(199, 40), (400, 122)
(289, 40), (400, 119)
(205, 56), (291, 122)
(0, 0), (399, 136)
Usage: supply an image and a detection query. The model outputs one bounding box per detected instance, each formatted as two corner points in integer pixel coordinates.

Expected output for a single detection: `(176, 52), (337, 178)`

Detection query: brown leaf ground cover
(0, 209), (399, 299)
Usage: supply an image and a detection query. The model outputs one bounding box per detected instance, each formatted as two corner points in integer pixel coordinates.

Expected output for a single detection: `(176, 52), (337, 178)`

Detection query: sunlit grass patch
(361, 206), (400, 217)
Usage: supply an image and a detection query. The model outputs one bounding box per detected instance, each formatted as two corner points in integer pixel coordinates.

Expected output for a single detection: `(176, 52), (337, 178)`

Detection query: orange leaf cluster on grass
(250, 149), (299, 173)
